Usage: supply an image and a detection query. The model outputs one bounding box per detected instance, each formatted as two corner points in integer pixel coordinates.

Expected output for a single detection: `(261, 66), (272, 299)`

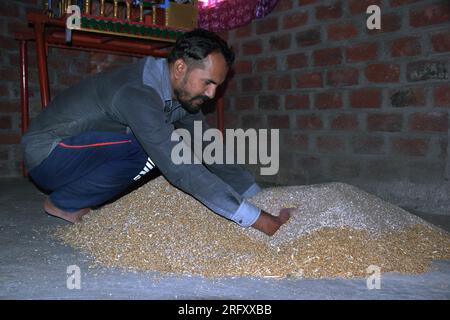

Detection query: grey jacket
(21, 57), (262, 227)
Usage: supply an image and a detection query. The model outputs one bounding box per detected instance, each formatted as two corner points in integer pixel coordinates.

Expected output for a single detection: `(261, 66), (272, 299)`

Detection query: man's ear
(173, 59), (187, 81)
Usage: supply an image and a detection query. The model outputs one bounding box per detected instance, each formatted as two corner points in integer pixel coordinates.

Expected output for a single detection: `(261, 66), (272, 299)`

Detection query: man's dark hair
(168, 28), (235, 68)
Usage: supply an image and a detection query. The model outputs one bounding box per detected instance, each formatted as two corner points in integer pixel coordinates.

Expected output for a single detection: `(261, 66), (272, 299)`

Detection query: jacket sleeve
(174, 110), (262, 198)
(112, 84), (261, 227)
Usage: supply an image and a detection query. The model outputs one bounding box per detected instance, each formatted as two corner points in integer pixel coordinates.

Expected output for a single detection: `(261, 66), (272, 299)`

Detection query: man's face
(173, 52), (228, 113)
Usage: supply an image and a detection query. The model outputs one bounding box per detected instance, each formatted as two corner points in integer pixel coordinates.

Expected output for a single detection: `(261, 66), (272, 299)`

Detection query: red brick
(409, 112), (448, 132)
(390, 0), (418, 6)
(258, 95), (280, 110)
(295, 72), (323, 88)
(242, 77), (262, 92)
(285, 94), (310, 110)
(269, 34), (291, 51)
(256, 17), (279, 35)
(242, 40), (262, 55)
(283, 11), (308, 29)
(410, 4), (450, 28)
(390, 88), (425, 108)
(316, 136), (345, 153)
(432, 32), (450, 53)
(0, 133), (21, 145)
(368, 13), (402, 35)
(297, 114), (323, 130)
(256, 57), (277, 72)
(368, 114), (403, 132)
(233, 60), (252, 74)
(352, 136), (385, 154)
(331, 114), (359, 130)
(316, 1), (342, 20)
(268, 74), (292, 91)
(224, 113), (240, 128)
(365, 64), (400, 83)
(274, 0), (294, 12)
(0, 67), (19, 82)
(350, 0), (383, 13)
(7, 19), (33, 36)
(268, 115), (290, 129)
(435, 85), (450, 107)
(8, 53), (20, 67)
(220, 96), (231, 112)
(284, 132), (308, 149)
(0, 116), (12, 129)
(298, 0), (317, 5)
(235, 24), (252, 38)
(327, 23), (359, 41)
(0, 101), (20, 113)
(350, 89), (382, 108)
(286, 53), (308, 69)
(235, 96), (254, 111)
(0, 83), (9, 97)
(296, 29), (321, 47)
(346, 43), (378, 62)
(241, 115), (263, 129)
(2, 2), (20, 17)
(314, 48), (342, 66)
(391, 37), (421, 57)
(315, 92), (343, 109)
(391, 137), (429, 157)
(217, 31), (229, 41)
(327, 67), (359, 87)
(0, 35), (18, 50)
(226, 79), (238, 94)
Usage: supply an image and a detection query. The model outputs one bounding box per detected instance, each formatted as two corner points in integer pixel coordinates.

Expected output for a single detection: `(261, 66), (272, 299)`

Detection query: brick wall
(0, 0), (138, 177)
(221, 0), (450, 195)
(1, 0), (449, 212)
(1, 0), (40, 177)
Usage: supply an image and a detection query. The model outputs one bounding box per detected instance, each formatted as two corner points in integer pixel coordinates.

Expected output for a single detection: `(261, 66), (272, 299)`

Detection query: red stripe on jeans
(58, 140), (132, 149)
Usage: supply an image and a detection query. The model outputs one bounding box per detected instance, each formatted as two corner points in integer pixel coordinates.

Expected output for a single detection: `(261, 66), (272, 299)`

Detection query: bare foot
(251, 208), (294, 236)
(44, 198), (90, 223)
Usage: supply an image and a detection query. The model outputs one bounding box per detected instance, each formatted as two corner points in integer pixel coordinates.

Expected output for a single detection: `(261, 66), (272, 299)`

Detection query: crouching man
(22, 29), (291, 236)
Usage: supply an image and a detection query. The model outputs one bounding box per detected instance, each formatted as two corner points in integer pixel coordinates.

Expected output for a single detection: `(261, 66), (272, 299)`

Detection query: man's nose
(205, 85), (217, 99)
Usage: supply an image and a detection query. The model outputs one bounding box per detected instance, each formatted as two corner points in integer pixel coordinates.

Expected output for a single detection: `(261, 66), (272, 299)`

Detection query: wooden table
(15, 11), (225, 135)
(15, 12), (225, 176)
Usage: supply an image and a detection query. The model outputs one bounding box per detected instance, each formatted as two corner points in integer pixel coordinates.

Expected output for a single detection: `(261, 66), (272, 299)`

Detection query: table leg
(20, 40), (29, 134)
(34, 22), (51, 108)
(217, 96), (224, 136)
(19, 40), (29, 177)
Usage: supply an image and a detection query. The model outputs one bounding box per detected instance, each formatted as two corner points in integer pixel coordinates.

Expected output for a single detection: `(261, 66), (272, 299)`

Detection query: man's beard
(174, 87), (210, 114)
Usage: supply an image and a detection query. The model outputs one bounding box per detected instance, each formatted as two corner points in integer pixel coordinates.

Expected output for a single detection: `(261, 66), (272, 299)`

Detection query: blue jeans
(29, 131), (153, 212)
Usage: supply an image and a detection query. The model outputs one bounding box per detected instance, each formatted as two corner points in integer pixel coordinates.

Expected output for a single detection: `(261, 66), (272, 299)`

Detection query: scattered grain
(53, 176), (450, 278)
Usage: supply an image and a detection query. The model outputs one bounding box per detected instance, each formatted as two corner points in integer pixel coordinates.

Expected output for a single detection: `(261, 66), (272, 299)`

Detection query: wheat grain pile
(53, 176), (450, 279)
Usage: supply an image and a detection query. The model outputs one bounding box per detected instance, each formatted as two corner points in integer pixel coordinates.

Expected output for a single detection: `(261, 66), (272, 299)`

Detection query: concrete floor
(1, 178), (449, 300)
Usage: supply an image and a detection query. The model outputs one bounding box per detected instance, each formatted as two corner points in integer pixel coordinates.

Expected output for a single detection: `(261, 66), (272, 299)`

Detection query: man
(22, 29), (291, 236)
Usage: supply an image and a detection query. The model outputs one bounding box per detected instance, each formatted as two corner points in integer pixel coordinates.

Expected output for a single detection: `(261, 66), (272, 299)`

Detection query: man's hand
(251, 208), (293, 236)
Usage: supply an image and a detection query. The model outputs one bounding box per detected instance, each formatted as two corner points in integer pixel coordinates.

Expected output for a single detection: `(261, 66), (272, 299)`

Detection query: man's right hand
(251, 208), (293, 236)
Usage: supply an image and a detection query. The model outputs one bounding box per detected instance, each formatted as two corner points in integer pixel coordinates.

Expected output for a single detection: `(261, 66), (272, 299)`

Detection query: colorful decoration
(198, 0), (279, 32)
(43, 0), (198, 43)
